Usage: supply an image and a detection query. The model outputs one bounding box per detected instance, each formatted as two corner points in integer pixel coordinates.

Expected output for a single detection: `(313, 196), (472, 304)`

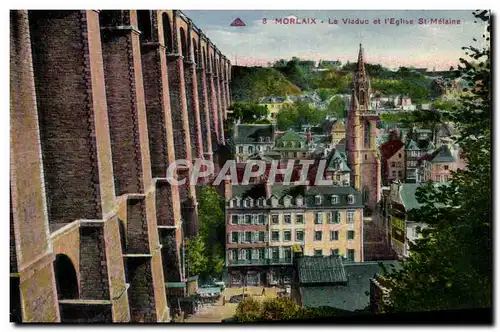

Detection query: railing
(227, 258), (293, 266)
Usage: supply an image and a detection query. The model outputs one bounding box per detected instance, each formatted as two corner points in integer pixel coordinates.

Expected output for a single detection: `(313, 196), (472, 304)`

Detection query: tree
(192, 185), (226, 278)
(229, 101), (268, 123)
(379, 10), (491, 313)
(276, 103), (299, 130)
(326, 95), (346, 118)
(185, 235), (208, 278)
(235, 297), (261, 322)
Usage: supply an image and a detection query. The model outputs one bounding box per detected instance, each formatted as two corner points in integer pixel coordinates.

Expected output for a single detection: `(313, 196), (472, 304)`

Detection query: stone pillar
(196, 61), (213, 162)
(214, 59), (225, 145)
(10, 9), (60, 323)
(100, 10), (168, 322)
(139, 9), (184, 293)
(206, 66), (220, 150)
(184, 59), (203, 160)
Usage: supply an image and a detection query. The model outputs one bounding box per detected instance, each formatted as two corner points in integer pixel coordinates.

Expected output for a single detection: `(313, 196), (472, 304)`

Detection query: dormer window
(347, 194), (355, 205)
(266, 137), (271, 142)
(331, 195), (339, 204)
(283, 195), (292, 207)
(315, 195), (322, 205)
(244, 197), (253, 208)
(271, 196), (278, 207)
(288, 142), (293, 148)
(296, 196), (304, 206)
(258, 197), (266, 207)
(232, 197), (240, 207)
(259, 137), (264, 142)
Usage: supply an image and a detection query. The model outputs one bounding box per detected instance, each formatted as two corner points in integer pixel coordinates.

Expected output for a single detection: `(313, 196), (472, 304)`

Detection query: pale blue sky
(183, 10), (488, 70)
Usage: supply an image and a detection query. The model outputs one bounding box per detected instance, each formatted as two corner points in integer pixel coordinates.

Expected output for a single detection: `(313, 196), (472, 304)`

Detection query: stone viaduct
(10, 9), (231, 322)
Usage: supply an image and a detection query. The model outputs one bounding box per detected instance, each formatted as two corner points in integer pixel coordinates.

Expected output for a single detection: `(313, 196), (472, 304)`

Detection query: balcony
(227, 258), (293, 267)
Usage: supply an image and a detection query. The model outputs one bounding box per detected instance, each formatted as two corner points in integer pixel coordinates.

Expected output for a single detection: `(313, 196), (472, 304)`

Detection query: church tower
(346, 44), (381, 211)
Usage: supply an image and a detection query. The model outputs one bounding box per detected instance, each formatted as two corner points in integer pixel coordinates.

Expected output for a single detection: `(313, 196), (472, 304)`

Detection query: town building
(258, 96), (293, 121)
(404, 138), (434, 183)
(417, 143), (466, 183)
(387, 181), (426, 258)
(274, 130), (310, 160)
(380, 139), (405, 185)
(346, 44), (382, 212)
(330, 119), (346, 146)
(295, 257), (401, 312)
(225, 183), (364, 287)
(232, 123), (276, 163)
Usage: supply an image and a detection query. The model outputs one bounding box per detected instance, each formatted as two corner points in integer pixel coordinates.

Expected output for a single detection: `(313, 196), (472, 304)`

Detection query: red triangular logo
(230, 18), (246, 27)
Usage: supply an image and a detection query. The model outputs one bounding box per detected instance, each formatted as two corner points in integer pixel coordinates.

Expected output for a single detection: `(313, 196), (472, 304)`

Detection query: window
(271, 214), (279, 225)
(272, 231), (280, 242)
(365, 154), (367, 160)
(398, 171), (402, 178)
(252, 215), (259, 224)
(231, 249), (238, 261)
(347, 195), (355, 204)
(334, 211), (341, 223)
(231, 273), (242, 284)
(231, 232), (238, 243)
(315, 231), (322, 241)
(444, 165), (449, 170)
(283, 247), (292, 260)
(283, 196), (291, 207)
(296, 196), (304, 206)
(398, 153), (402, 158)
(314, 249), (323, 257)
(331, 195), (339, 204)
(314, 212), (323, 224)
(245, 232), (252, 243)
(271, 247), (280, 260)
(295, 230), (304, 242)
(258, 231), (265, 242)
(259, 214), (266, 225)
(347, 230), (355, 240)
(266, 137), (271, 142)
(259, 137), (264, 142)
(284, 214), (291, 224)
(238, 146), (243, 154)
(331, 249), (339, 256)
(347, 210), (355, 223)
(258, 198), (265, 207)
(330, 231), (339, 241)
(392, 171), (396, 176)
(258, 248), (265, 259)
(315, 195), (322, 205)
(391, 162), (396, 167)
(296, 214), (304, 224)
(266, 146), (271, 151)
(231, 215), (238, 225)
(284, 230), (292, 242)
(248, 146), (254, 153)
(245, 215), (252, 225)
(327, 212), (333, 224)
(347, 249), (355, 262)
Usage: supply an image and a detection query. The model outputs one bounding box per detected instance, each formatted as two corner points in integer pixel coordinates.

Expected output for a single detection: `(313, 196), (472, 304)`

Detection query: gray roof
(300, 261), (402, 311)
(297, 256), (347, 285)
(306, 186), (363, 208)
(399, 183), (423, 211)
(430, 144), (456, 163)
(234, 124), (274, 144)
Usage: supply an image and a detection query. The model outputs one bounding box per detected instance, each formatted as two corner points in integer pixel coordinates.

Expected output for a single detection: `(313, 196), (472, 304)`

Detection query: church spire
(357, 43), (365, 74)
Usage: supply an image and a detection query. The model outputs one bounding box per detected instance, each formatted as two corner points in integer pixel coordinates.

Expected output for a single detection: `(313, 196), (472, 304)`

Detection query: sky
(183, 10), (488, 70)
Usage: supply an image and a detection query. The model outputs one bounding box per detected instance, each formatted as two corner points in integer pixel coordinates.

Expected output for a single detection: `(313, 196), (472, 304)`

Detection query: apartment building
(225, 183), (364, 287)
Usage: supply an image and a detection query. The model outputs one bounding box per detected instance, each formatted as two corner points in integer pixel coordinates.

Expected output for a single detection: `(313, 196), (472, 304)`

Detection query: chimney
(224, 179), (232, 201)
(265, 182), (272, 199)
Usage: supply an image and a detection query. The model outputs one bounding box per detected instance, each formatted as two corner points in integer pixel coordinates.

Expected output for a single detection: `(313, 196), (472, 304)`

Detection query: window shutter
(264, 247), (269, 259)
(228, 233), (233, 244)
(252, 248), (258, 260)
(336, 211), (341, 223)
(238, 215), (243, 225)
(264, 232), (269, 242)
(239, 231), (243, 243)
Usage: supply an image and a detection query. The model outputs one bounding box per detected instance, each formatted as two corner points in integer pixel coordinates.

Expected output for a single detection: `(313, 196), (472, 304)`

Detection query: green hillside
(230, 66), (302, 102)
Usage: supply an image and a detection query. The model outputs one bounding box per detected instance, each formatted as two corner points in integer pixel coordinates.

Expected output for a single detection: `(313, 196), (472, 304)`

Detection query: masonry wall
(10, 9), (230, 323)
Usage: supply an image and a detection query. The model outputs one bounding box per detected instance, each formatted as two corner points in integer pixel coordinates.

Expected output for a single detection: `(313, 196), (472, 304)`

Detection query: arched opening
(210, 55), (214, 72)
(202, 47), (207, 69)
(99, 10), (124, 27)
(179, 27), (187, 58)
(137, 10), (152, 42)
(192, 39), (198, 63)
(54, 254), (79, 300)
(162, 13), (173, 53)
(359, 89), (366, 105)
(363, 186), (370, 205)
(364, 120), (371, 148)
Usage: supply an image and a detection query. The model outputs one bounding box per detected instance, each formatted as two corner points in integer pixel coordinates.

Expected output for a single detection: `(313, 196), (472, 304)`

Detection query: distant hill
(230, 66), (302, 102)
